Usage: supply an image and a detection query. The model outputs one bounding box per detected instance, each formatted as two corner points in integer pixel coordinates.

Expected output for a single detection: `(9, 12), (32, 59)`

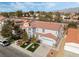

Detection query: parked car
(0, 36), (11, 47)
(0, 40), (11, 47)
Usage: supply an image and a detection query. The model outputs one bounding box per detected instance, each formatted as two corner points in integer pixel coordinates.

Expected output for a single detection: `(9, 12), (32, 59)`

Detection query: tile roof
(66, 28), (79, 44)
(15, 19), (29, 23)
(30, 21), (62, 30)
(36, 33), (58, 41)
(0, 15), (5, 21)
(20, 22), (29, 29)
(18, 20), (63, 31)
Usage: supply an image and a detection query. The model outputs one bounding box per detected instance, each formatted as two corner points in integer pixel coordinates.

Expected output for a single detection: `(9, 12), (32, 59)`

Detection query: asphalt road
(0, 45), (30, 57)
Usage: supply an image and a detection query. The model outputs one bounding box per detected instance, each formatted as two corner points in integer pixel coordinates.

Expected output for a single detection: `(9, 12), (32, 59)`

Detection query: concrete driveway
(32, 44), (52, 57)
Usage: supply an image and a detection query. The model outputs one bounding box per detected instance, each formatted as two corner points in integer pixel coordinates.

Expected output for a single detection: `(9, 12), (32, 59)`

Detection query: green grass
(27, 43), (40, 52)
(20, 43), (29, 48)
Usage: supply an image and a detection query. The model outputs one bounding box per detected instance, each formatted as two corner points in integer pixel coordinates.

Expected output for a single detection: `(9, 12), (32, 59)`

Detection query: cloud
(45, 3), (56, 8)
(0, 2), (57, 12)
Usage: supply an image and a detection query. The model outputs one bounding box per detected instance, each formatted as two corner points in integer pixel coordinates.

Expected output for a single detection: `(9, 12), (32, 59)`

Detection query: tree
(67, 22), (77, 28)
(38, 12), (52, 22)
(45, 12), (53, 22)
(13, 24), (23, 39)
(29, 11), (34, 15)
(64, 13), (70, 16)
(54, 12), (62, 22)
(36, 11), (40, 13)
(77, 17), (79, 20)
(22, 30), (28, 41)
(23, 12), (27, 17)
(9, 12), (15, 17)
(15, 10), (23, 17)
(0, 12), (9, 17)
(1, 19), (25, 43)
(1, 20), (13, 38)
(31, 35), (36, 42)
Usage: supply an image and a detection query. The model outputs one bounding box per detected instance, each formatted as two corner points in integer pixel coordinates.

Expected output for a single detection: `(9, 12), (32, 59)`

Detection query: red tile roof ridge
(30, 21), (62, 30)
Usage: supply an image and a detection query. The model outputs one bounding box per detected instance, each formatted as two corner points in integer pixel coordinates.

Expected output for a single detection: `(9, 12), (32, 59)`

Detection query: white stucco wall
(0, 24), (2, 31)
(0, 21), (4, 31)
(45, 29), (58, 37)
(36, 28), (43, 33)
(36, 28), (58, 37)
(26, 28), (34, 38)
(26, 27), (63, 42)
(64, 43), (79, 54)
(58, 27), (64, 39)
(38, 35), (56, 46)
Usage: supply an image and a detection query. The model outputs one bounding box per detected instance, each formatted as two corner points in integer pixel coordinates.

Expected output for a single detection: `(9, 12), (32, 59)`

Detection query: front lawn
(20, 42), (30, 48)
(27, 43), (40, 52)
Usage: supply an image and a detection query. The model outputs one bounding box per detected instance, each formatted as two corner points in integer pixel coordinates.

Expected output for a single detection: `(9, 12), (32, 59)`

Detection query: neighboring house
(26, 21), (64, 47)
(65, 28), (79, 54)
(62, 15), (70, 20)
(61, 15), (70, 22)
(14, 19), (29, 26)
(20, 20), (30, 29)
(72, 15), (79, 20)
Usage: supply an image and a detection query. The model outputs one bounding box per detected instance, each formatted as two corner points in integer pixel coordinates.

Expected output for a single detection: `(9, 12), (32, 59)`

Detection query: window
(42, 29), (45, 32)
(33, 27), (36, 33)
(28, 28), (31, 30)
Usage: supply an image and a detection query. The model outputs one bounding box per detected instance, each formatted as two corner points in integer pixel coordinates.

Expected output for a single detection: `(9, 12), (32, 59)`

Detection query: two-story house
(26, 21), (64, 47)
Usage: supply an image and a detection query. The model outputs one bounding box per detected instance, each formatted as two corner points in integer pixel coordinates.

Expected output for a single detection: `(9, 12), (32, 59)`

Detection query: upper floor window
(28, 28), (31, 30)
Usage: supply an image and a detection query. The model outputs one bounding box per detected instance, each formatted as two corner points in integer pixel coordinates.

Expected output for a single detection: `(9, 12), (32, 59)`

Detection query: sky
(0, 2), (79, 12)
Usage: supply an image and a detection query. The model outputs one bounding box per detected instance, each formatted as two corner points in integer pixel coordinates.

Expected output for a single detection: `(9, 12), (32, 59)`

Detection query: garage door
(41, 39), (53, 46)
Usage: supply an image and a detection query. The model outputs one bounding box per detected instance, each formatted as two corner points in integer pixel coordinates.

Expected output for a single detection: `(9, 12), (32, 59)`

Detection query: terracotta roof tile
(36, 33), (58, 41)
(66, 28), (79, 44)
(30, 21), (62, 30)
(0, 15), (5, 21)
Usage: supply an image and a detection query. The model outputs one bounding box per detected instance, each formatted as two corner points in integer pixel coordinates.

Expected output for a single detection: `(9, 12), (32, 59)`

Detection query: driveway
(32, 44), (52, 57)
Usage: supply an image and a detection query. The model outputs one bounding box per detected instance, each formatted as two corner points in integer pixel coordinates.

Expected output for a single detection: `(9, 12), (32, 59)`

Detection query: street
(0, 45), (30, 57)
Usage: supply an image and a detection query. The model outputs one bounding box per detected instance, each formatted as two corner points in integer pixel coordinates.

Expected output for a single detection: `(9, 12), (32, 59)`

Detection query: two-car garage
(39, 36), (56, 46)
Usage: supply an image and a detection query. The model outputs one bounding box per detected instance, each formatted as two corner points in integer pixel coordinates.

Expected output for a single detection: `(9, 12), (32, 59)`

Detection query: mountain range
(59, 7), (79, 13)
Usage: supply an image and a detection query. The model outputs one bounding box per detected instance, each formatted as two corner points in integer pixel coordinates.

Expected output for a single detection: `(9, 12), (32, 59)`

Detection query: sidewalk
(11, 43), (32, 57)
(11, 42), (52, 57)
